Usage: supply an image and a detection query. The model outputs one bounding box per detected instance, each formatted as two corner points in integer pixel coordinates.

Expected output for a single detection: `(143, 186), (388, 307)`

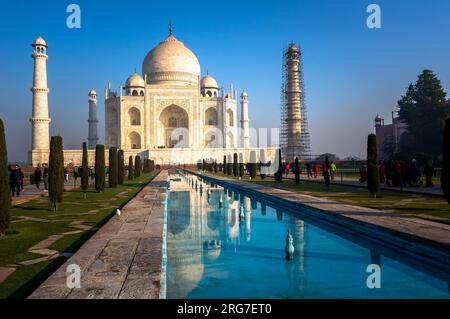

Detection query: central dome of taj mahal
(142, 31), (200, 86)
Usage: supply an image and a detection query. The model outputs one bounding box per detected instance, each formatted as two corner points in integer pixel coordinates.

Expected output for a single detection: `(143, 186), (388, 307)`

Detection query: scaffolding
(280, 42), (311, 162)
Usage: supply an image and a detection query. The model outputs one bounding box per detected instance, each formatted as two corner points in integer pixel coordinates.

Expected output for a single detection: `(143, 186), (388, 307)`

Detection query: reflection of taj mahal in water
(167, 174), (305, 298)
(28, 25), (277, 166)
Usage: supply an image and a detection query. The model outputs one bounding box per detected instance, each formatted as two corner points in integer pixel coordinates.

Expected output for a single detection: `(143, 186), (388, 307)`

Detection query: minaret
(240, 91), (250, 148)
(30, 36), (51, 152)
(283, 43), (302, 161)
(87, 89), (99, 149)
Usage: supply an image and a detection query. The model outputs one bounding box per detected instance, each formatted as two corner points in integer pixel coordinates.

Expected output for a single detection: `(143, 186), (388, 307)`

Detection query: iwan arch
(29, 27), (277, 166)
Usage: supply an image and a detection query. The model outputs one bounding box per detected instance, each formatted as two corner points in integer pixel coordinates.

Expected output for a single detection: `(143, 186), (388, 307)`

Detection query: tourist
(393, 160), (401, 187)
(306, 162), (312, 179)
(313, 162), (319, 178)
(89, 167), (95, 183)
(323, 163), (331, 187)
(402, 161), (410, 187)
(18, 166), (24, 191)
(73, 167), (78, 187)
(284, 162), (291, 177)
(43, 164), (49, 191)
(330, 161), (337, 180)
(34, 165), (42, 189)
(409, 159), (421, 187)
(359, 163), (367, 183)
(379, 161), (386, 184)
(385, 160), (393, 186)
(423, 161), (435, 188)
(64, 167), (69, 183)
(9, 165), (22, 197)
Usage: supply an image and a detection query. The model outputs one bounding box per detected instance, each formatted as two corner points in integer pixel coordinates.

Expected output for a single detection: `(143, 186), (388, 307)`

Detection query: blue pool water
(166, 173), (450, 299)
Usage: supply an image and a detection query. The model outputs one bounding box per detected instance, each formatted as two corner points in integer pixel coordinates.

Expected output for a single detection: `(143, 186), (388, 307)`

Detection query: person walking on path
(423, 161), (435, 188)
(34, 166), (42, 189)
(313, 162), (319, 178)
(379, 161), (386, 184)
(9, 165), (22, 197)
(73, 167), (79, 187)
(393, 160), (401, 187)
(18, 166), (24, 192)
(43, 164), (49, 191)
(89, 167), (95, 183)
(330, 161), (337, 180)
(385, 160), (393, 186)
(359, 163), (367, 183)
(284, 162), (291, 177)
(306, 163), (312, 179)
(323, 162), (331, 187)
(64, 167), (69, 183)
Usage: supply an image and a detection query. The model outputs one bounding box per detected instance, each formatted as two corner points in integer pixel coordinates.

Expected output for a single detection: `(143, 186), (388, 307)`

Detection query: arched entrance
(128, 131), (141, 149)
(159, 104), (189, 148)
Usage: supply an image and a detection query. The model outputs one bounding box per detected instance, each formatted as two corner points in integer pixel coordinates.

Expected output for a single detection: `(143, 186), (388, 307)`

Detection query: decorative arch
(205, 107), (218, 126)
(159, 104), (189, 148)
(128, 107), (141, 126)
(226, 132), (234, 148)
(128, 131), (141, 149)
(226, 109), (234, 127)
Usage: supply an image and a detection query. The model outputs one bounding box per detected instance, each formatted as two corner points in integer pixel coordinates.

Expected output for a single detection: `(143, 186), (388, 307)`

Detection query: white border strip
(159, 187), (169, 299)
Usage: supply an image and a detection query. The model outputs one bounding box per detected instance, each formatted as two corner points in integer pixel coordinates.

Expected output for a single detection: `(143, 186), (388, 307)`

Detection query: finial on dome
(169, 20), (173, 36)
(134, 67), (137, 74)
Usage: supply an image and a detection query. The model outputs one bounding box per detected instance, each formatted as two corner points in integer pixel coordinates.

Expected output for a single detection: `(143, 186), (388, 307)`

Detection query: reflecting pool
(166, 172), (450, 299)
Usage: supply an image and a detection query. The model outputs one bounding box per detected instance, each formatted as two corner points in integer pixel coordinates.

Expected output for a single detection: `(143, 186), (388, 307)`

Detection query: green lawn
(0, 171), (159, 299)
(207, 172), (450, 222)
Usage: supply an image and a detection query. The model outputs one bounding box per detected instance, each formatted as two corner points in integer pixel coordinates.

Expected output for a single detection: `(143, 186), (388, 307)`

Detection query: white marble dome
(125, 72), (145, 88)
(201, 75), (218, 88)
(142, 34), (200, 85)
(33, 36), (47, 47)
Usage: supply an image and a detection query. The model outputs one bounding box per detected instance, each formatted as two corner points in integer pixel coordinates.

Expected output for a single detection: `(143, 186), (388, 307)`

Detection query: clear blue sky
(1, 0), (450, 162)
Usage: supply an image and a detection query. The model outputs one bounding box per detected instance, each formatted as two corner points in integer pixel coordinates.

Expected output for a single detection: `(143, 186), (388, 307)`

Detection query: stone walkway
(29, 171), (167, 299)
(12, 178), (81, 206)
(195, 171), (450, 270)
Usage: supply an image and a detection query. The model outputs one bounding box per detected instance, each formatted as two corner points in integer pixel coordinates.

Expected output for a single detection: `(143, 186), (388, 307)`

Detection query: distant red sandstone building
(374, 113), (408, 160)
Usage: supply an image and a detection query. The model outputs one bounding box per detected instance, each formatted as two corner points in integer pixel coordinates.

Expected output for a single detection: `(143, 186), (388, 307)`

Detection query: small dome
(88, 89), (97, 96)
(241, 90), (248, 98)
(33, 36), (47, 47)
(201, 75), (218, 89)
(374, 114), (383, 121)
(126, 72), (145, 88)
(287, 42), (299, 52)
(142, 34), (200, 85)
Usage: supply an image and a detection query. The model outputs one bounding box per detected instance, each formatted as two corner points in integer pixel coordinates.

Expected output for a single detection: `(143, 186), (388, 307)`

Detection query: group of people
(72, 166), (95, 186)
(276, 161), (338, 182)
(33, 164), (50, 191)
(362, 159), (435, 188)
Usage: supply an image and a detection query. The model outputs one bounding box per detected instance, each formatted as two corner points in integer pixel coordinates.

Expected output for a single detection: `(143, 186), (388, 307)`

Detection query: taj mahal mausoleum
(28, 27), (277, 167)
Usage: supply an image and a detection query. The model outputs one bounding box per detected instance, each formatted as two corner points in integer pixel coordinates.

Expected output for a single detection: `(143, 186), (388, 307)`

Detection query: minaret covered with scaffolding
(280, 42), (311, 161)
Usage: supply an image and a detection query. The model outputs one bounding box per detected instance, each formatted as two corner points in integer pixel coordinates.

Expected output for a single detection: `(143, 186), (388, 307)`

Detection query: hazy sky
(1, 0), (450, 162)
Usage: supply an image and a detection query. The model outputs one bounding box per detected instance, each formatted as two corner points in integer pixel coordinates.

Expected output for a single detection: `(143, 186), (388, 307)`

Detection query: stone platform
(29, 171), (168, 299)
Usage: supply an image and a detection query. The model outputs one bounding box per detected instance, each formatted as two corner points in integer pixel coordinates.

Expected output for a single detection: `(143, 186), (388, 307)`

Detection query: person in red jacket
(313, 162), (319, 178)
